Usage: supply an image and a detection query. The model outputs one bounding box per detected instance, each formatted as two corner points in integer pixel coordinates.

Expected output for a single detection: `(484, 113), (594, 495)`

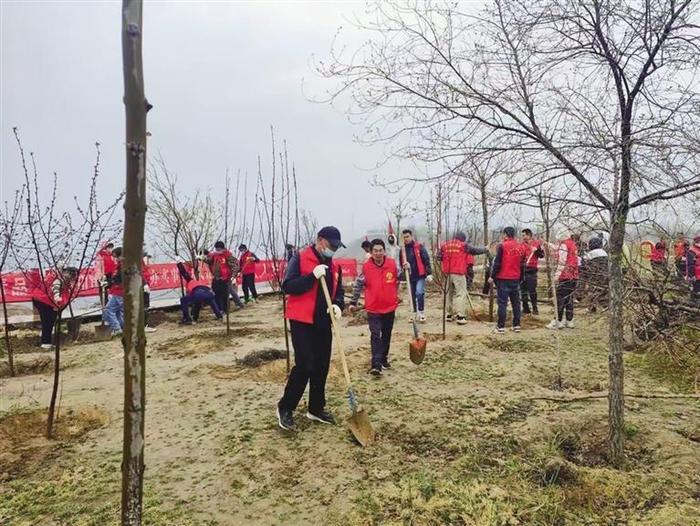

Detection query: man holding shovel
(349, 238), (399, 375)
(277, 226), (345, 431)
(400, 229), (432, 322)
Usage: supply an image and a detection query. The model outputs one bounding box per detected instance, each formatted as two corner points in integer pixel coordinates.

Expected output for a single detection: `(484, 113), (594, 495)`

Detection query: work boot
(455, 315), (467, 325)
(546, 319), (563, 330)
(277, 405), (295, 430)
(306, 409), (336, 425)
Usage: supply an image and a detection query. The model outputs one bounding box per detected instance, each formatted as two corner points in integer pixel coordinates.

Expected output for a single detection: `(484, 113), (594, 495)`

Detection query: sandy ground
(1, 291), (700, 525)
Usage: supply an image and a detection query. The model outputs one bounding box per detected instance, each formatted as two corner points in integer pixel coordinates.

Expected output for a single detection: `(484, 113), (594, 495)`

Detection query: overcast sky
(1, 1), (435, 252)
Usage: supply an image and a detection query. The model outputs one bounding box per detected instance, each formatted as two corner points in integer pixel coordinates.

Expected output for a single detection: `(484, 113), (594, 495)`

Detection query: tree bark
(607, 208), (628, 468)
(46, 310), (62, 438)
(0, 275), (14, 376)
(121, 1), (147, 524)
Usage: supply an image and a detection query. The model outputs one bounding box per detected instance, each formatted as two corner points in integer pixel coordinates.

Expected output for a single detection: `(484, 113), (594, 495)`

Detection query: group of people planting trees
(276, 224), (700, 431)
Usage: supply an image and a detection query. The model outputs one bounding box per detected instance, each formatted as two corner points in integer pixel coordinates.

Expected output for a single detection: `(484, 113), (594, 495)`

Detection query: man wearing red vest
(349, 238), (399, 375)
(489, 227), (525, 334)
(31, 267), (77, 349)
(177, 262), (223, 324)
(547, 232), (580, 329)
(687, 235), (700, 302)
(96, 241), (116, 304)
(438, 231), (488, 324)
(103, 247), (125, 336)
(277, 226), (346, 431)
(238, 244), (260, 303)
(520, 229), (544, 315)
(207, 241), (240, 314)
(400, 229), (432, 322)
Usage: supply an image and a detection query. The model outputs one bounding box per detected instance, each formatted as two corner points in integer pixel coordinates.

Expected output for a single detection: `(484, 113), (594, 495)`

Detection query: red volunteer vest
(240, 251), (256, 275)
(99, 250), (117, 276)
(362, 257), (399, 314)
(650, 245), (666, 263)
(465, 252), (475, 266)
(522, 240), (541, 270)
(440, 239), (468, 275)
(674, 241), (686, 259)
(559, 238), (579, 280)
(401, 243), (426, 277)
(690, 246), (700, 279)
(186, 278), (210, 295)
(31, 271), (68, 308)
(210, 250), (233, 280)
(286, 246), (339, 324)
(496, 238), (524, 280)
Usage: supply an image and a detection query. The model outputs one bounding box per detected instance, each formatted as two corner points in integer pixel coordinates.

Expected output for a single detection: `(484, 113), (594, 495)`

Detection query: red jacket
(286, 246), (339, 324)
(186, 278), (211, 295)
(362, 257), (399, 314)
(559, 238), (579, 280)
(98, 249), (117, 277)
(440, 239), (468, 275)
(240, 250), (257, 276)
(142, 261), (153, 287)
(495, 238), (524, 280)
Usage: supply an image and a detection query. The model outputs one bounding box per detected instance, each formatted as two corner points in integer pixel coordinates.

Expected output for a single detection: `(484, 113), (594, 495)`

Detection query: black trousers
(33, 299), (57, 345)
(242, 273), (257, 301)
(211, 278), (230, 313)
(496, 279), (521, 329)
(466, 265), (475, 289)
(520, 270), (538, 313)
(279, 319), (332, 414)
(368, 311), (395, 368)
(143, 291), (150, 326)
(482, 267), (491, 295)
(556, 279), (577, 321)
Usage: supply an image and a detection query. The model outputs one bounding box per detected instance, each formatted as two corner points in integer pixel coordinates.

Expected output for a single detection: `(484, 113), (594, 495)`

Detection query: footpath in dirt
(1, 292), (699, 525)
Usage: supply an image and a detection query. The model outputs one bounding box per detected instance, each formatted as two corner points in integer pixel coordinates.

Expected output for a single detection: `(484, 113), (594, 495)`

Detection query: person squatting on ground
(350, 238), (399, 376)
(103, 247), (125, 337)
(238, 244), (260, 303)
(31, 266), (77, 349)
(207, 241), (240, 313)
(687, 236), (700, 303)
(580, 236), (609, 313)
(400, 229), (432, 323)
(439, 231), (488, 324)
(490, 227), (525, 334)
(547, 233), (580, 329)
(519, 229), (544, 315)
(177, 262), (223, 324)
(277, 226), (345, 431)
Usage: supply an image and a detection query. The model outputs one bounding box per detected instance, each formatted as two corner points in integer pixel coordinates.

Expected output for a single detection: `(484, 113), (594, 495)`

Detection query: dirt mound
(0, 356), (53, 378)
(154, 326), (281, 359)
(236, 348), (286, 367)
(0, 406), (109, 479)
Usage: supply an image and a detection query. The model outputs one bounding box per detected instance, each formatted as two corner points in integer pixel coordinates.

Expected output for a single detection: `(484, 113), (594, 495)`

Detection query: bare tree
(319, 0), (700, 467)
(12, 129), (122, 438)
(121, 0), (148, 523)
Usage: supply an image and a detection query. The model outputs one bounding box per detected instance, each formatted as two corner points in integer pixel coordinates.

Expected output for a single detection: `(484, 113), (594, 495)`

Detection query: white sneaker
(564, 319), (575, 329)
(492, 327), (505, 334)
(40, 343), (53, 350)
(144, 325), (157, 333)
(418, 312), (426, 323)
(546, 319), (562, 330)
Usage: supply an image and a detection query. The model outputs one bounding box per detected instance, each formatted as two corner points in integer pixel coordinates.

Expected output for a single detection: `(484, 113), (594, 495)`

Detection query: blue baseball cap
(317, 226), (345, 250)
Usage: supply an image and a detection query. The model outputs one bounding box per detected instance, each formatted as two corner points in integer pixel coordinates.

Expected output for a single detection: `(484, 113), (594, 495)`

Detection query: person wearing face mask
(386, 233), (400, 263)
(277, 226), (346, 431)
(238, 244), (260, 303)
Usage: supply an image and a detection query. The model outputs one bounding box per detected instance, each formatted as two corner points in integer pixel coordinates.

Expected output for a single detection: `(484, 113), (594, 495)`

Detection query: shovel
(95, 284), (112, 340)
(403, 267), (427, 364)
(319, 277), (375, 447)
(465, 286), (480, 322)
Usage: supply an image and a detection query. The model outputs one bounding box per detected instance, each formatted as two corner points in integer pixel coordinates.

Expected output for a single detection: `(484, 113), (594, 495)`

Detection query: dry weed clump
(481, 336), (550, 354)
(0, 355), (53, 378)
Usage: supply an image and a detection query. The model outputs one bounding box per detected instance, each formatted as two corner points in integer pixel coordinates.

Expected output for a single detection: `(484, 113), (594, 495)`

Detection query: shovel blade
(95, 324), (112, 341)
(347, 409), (375, 447)
(409, 337), (427, 364)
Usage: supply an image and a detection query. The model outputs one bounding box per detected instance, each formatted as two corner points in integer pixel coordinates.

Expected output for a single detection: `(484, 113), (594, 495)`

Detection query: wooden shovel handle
(318, 276), (353, 389)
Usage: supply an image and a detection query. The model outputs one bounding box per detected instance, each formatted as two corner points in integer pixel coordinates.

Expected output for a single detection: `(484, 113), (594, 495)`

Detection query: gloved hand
(196, 254), (208, 261)
(328, 304), (342, 320)
(402, 262), (410, 270)
(313, 264), (328, 279)
(143, 284), (150, 294)
(426, 274), (434, 283)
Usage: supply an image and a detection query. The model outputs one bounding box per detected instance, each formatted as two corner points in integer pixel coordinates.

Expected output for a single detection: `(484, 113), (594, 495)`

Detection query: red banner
(0, 259), (358, 304)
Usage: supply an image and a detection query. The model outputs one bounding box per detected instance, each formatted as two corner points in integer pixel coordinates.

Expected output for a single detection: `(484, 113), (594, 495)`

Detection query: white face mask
(320, 247), (335, 258)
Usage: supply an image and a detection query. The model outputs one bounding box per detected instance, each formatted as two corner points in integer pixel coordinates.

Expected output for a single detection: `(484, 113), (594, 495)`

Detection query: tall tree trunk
(46, 310), (62, 438)
(0, 275), (14, 376)
(121, 1), (147, 523)
(607, 203), (628, 468)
